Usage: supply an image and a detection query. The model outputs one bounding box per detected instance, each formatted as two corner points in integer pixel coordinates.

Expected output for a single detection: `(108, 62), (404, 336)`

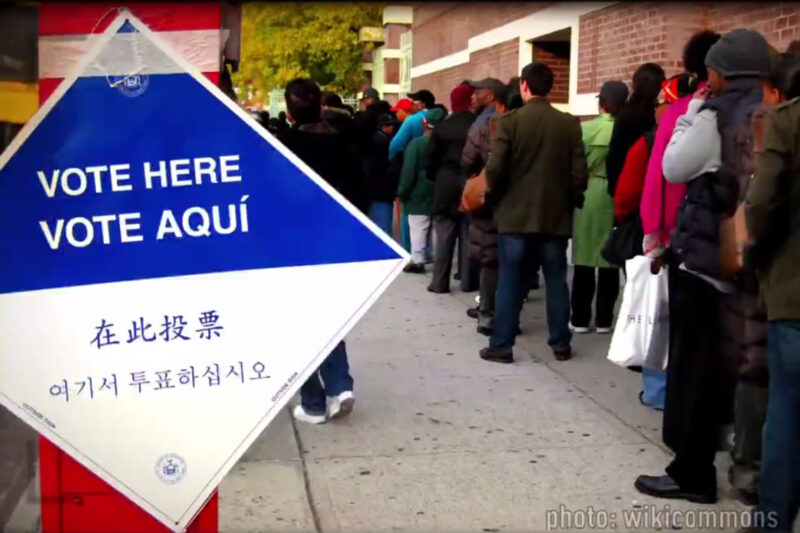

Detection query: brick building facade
(410, 2), (800, 116)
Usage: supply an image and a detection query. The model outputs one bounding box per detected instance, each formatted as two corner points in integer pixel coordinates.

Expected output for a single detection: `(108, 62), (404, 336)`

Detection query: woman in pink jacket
(641, 32), (720, 258)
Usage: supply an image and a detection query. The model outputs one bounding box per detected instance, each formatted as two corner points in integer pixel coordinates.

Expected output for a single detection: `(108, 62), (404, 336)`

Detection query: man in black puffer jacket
(635, 29), (771, 506)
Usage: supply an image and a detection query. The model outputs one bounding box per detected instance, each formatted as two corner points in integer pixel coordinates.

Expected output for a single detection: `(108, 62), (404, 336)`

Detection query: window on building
(531, 28), (571, 105)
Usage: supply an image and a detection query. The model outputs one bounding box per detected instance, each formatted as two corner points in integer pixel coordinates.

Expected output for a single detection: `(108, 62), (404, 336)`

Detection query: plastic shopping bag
(607, 256), (669, 370)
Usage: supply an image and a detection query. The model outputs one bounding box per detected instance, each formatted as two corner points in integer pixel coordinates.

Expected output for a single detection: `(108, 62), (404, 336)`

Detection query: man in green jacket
(746, 96), (800, 533)
(480, 62), (589, 364)
(397, 108), (446, 273)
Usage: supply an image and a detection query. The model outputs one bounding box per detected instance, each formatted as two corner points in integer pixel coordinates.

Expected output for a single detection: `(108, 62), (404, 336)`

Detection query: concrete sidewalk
(222, 269), (745, 532)
(6, 268), (747, 533)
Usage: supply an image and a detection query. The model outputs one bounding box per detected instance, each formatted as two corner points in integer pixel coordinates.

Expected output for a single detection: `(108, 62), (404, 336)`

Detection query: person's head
(494, 85), (511, 114)
(597, 80), (629, 116)
(391, 98), (414, 122)
(450, 83), (475, 112)
(422, 107), (446, 132)
(408, 89), (435, 112)
(519, 62), (554, 101)
(705, 28), (772, 94)
(377, 113), (399, 135)
(629, 63), (666, 106)
(362, 87), (380, 108)
(284, 78), (322, 125)
(787, 40), (800, 59)
(258, 110), (270, 126)
(467, 78), (505, 111)
(762, 52), (800, 104)
(432, 103), (449, 115)
(683, 30), (721, 82)
(506, 77), (523, 110)
(278, 111), (287, 122)
(322, 92), (344, 109)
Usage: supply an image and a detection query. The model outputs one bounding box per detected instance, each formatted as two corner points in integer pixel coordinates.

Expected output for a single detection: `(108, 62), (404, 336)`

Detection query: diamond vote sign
(0, 10), (407, 531)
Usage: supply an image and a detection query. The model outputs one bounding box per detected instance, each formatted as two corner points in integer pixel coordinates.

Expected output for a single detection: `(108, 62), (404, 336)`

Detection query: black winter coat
(427, 110), (476, 216)
(606, 101), (657, 196)
(277, 121), (369, 214)
(672, 78), (762, 280)
(363, 131), (398, 204)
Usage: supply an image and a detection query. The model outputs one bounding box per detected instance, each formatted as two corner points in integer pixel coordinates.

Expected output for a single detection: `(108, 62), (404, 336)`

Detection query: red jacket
(614, 136), (649, 222)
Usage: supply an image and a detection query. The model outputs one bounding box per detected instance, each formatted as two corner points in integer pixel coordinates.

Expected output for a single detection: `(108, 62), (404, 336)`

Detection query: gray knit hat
(705, 28), (771, 77)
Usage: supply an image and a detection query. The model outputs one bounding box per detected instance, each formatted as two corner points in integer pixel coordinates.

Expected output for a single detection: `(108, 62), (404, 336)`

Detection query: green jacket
(485, 98), (588, 235)
(573, 114), (616, 268)
(397, 134), (434, 215)
(746, 97), (800, 321)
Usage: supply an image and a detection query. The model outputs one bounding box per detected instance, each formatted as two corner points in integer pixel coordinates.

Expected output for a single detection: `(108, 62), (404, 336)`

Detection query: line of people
(269, 27), (800, 531)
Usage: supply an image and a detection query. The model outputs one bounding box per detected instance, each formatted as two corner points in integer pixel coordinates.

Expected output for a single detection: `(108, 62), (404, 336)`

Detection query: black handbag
(601, 214), (644, 266)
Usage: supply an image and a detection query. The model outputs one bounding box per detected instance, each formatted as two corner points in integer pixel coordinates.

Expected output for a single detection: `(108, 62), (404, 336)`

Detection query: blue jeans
(300, 341), (353, 415)
(369, 202), (394, 237)
(755, 321), (800, 532)
(490, 234), (571, 352)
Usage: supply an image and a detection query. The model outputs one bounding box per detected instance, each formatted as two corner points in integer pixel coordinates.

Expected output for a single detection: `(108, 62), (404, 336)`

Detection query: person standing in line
(397, 108), (446, 273)
(479, 62), (588, 364)
(641, 31), (720, 259)
(634, 29), (771, 504)
(745, 57), (800, 533)
(363, 113), (399, 237)
(427, 83), (476, 294)
(570, 80), (629, 335)
(456, 78), (506, 294)
(277, 78), (363, 424)
(606, 63), (665, 197)
(461, 82), (511, 334)
(724, 49), (798, 509)
(391, 90), (436, 251)
(365, 98), (415, 235)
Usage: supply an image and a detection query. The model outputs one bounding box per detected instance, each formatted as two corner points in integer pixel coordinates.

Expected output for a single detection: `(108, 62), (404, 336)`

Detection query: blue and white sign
(0, 10), (407, 532)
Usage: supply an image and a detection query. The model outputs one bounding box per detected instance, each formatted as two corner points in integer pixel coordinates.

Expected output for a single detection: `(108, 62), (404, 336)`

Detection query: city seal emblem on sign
(155, 453), (187, 484)
(111, 74), (149, 98)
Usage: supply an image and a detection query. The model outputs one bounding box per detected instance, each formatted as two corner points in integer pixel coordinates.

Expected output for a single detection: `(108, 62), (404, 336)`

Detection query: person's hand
(693, 86), (711, 102)
(650, 256), (665, 275)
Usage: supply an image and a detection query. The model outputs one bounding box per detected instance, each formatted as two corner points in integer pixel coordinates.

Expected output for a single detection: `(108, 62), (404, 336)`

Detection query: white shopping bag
(607, 256), (670, 370)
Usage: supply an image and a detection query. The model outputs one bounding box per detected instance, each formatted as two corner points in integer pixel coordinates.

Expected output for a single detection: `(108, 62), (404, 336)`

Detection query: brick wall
(412, 3), (549, 67)
(532, 42), (570, 103)
(706, 3), (800, 50)
(411, 39), (519, 108)
(385, 23), (407, 49)
(385, 57), (400, 85)
(577, 2), (800, 95)
(577, 3), (705, 93)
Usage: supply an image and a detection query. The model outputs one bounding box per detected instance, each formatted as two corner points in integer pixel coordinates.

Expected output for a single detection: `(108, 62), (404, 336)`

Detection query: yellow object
(0, 81), (38, 124)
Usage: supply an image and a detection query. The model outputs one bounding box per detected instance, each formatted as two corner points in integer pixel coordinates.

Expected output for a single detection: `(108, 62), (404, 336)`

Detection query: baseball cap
(423, 107), (447, 126)
(596, 80), (629, 105)
(391, 98), (414, 112)
(376, 113), (399, 127)
(407, 89), (435, 109)
(363, 87), (380, 100)
(468, 78), (506, 93)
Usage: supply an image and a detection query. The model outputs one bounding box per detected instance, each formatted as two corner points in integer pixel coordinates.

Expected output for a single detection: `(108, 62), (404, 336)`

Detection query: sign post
(1, 9), (407, 531)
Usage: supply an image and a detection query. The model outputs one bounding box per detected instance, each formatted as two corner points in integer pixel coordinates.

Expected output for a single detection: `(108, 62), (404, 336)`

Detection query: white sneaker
(293, 405), (326, 425)
(570, 324), (591, 334)
(327, 391), (355, 420)
(596, 326), (613, 334)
